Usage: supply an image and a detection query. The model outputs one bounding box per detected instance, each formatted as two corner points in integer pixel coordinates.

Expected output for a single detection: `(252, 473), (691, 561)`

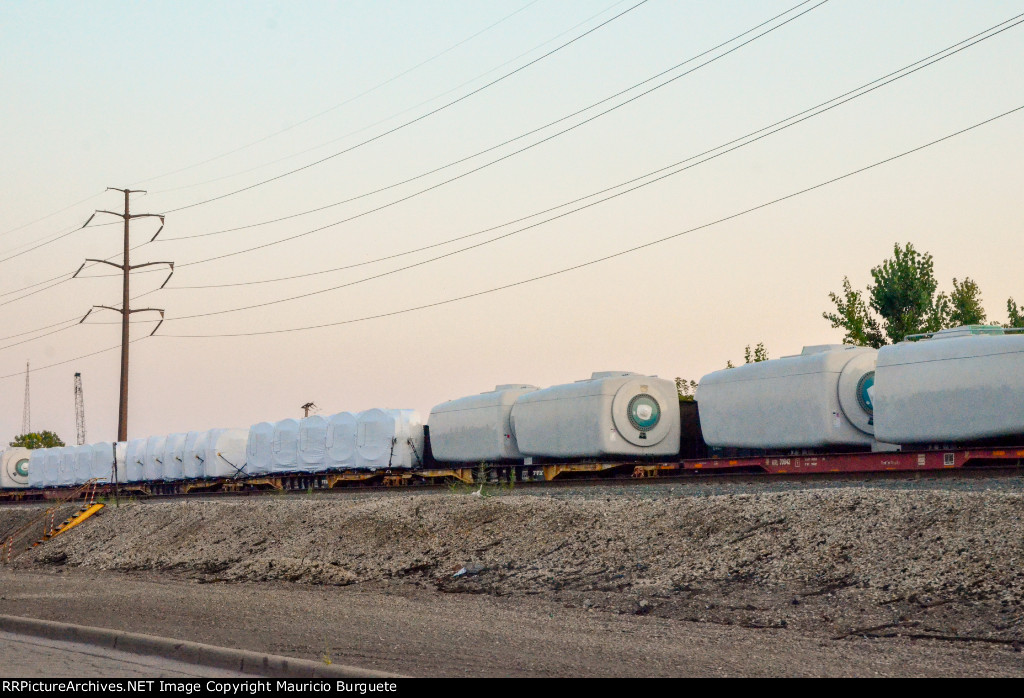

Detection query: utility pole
(301, 402), (317, 418)
(21, 361), (30, 435)
(74, 372), (87, 446)
(74, 188), (174, 442)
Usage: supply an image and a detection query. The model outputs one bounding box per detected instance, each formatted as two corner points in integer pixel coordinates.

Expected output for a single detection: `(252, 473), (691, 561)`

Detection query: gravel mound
(5, 488), (1023, 643)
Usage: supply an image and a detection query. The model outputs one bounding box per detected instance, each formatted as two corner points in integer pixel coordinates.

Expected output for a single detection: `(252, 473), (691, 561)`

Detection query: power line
(0, 190), (103, 240)
(73, 189), (172, 441)
(145, 1), (629, 198)
(159, 104), (1024, 338)
(157, 1), (829, 277)
(156, 0), (824, 243)
(130, 0), (546, 187)
(156, 13), (1021, 309)
(0, 337), (148, 383)
(160, 0), (651, 215)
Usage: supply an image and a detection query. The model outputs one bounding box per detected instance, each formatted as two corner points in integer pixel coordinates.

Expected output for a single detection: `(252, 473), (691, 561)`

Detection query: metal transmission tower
(21, 362), (30, 435)
(74, 188), (173, 441)
(74, 372), (86, 446)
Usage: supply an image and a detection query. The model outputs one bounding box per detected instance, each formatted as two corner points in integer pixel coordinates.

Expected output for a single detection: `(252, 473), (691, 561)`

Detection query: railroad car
(3, 325), (1022, 496)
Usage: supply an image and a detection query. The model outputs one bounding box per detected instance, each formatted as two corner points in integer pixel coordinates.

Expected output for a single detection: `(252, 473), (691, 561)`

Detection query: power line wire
(159, 12), (1020, 299)
(160, 104), (1024, 338)
(130, 0), (546, 187)
(156, 0), (823, 243)
(160, 0), (651, 215)
(146, 1), (629, 197)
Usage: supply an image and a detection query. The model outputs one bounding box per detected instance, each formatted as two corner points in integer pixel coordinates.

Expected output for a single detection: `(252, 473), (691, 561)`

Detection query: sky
(0, 0), (1022, 444)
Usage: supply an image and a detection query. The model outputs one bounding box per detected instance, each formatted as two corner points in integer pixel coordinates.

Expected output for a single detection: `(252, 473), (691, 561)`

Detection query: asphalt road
(0, 630), (252, 678)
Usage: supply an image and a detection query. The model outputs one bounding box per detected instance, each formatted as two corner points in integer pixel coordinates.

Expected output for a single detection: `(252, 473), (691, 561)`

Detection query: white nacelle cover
(2, 447), (31, 489)
(58, 448), (76, 487)
(201, 428), (249, 479)
(162, 433), (187, 481)
(125, 439), (147, 482)
(86, 442), (116, 483)
(28, 449), (47, 489)
(271, 419), (300, 473)
(298, 415), (327, 472)
(113, 442), (127, 484)
(245, 422), (274, 476)
(429, 384), (538, 462)
(512, 372), (680, 458)
(73, 445), (93, 485)
(355, 409), (424, 469)
(874, 327), (1024, 444)
(143, 435), (167, 481)
(181, 432), (204, 479)
(325, 412), (358, 469)
(696, 345), (878, 449)
(44, 448), (63, 487)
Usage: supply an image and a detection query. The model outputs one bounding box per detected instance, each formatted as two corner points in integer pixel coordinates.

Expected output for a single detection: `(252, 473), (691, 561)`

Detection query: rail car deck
(1, 446), (1022, 502)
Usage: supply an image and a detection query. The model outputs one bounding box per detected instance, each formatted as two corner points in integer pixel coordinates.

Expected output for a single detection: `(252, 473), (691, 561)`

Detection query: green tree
(824, 243), (990, 345)
(675, 377), (698, 402)
(9, 431), (65, 449)
(948, 277), (987, 326)
(744, 342), (769, 364)
(1008, 298), (1024, 328)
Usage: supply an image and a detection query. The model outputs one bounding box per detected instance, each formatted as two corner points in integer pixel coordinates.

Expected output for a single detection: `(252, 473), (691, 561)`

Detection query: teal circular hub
(627, 394), (661, 431)
(856, 371), (875, 414)
(15, 459), (29, 477)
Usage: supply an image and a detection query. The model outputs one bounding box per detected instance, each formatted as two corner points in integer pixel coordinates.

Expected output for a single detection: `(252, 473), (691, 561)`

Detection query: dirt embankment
(5, 488), (1023, 644)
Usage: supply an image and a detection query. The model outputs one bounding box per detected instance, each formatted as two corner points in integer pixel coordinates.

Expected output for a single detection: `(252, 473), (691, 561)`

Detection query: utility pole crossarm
(74, 188), (174, 441)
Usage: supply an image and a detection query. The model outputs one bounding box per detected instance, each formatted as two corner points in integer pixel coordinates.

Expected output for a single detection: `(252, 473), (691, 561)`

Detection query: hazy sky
(1, 0), (1022, 444)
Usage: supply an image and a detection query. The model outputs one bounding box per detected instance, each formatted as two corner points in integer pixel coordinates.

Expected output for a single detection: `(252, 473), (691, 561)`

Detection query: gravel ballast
(3, 486), (1022, 648)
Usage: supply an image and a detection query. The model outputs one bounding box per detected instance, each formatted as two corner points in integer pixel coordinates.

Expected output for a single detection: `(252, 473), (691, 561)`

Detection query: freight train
(3, 324), (1023, 494)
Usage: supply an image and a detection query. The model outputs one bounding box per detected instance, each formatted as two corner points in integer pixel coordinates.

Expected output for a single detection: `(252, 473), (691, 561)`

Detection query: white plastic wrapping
(355, 409), (424, 470)
(125, 439), (147, 482)
(201, 428), (249, 478)
(271, 419), (300, 473)
(245, 422), (274, 476)
(298, 415), (328, 472)
(28, 449), (47, 489)
(325, 412), (358, 469)
(162, 433), (187, 481)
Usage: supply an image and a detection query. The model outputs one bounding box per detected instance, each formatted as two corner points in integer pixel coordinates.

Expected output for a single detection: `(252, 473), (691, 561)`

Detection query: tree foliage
(675, 377), (698, 402)
(824, 243), (992, 346)
(10, 431), (65, 449)
(1008, 298), (1024, 328)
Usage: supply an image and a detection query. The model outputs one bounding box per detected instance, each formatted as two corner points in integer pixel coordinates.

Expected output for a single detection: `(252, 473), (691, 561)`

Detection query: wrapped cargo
(58, 448), (76, 486)
(298, 415), (327, 472)
(1, 447), (31, 489)
(271, 419), (300, 473)
(86, 442), (117, 483)
(246, 422), (274, 475)
(355, 409), (425, 469)
(428, 384), (538, 462)
(28, 449), (47, 489)
(325, 412), (358, 469)
(180, 432), (204, 479)
(44, 448), (62, 487)
(512, 372), (680, 458)
(143, 435), (166, 481)
(73, 445), (92, 484)
(162, 433), (187, 481)
(200, 428), (249, 479)
(125, 439), (147, 482)
(874, 326), (1024, 444)
(696, 345), (878, 450)
(113, 442), (127, 484)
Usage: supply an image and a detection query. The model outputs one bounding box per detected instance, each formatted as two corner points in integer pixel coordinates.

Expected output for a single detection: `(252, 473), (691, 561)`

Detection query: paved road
(0, 631), (252, 678)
